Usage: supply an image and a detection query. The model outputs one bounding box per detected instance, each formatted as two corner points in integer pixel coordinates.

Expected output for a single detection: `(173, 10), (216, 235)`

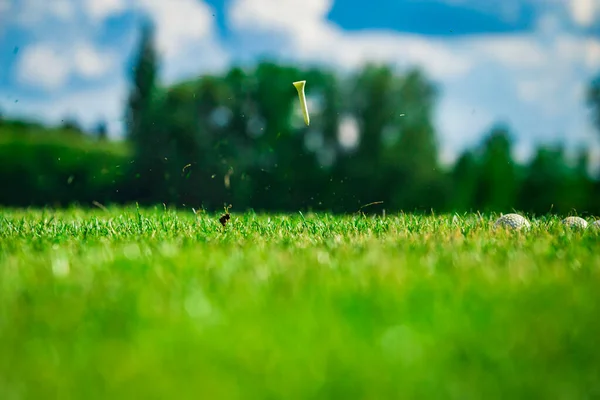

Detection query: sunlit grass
(0, 207), (599, 399)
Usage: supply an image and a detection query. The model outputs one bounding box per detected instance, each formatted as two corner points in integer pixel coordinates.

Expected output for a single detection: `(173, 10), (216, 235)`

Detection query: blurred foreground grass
(1, 207), (599, 399)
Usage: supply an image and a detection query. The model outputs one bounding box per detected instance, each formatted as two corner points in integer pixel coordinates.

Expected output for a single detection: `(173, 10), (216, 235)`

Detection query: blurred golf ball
(494, 213), (530, 230)
(561, 216), (588, 229)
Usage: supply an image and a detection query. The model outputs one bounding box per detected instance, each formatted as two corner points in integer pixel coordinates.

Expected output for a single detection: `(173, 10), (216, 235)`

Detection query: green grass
(1, 207), (599, 399)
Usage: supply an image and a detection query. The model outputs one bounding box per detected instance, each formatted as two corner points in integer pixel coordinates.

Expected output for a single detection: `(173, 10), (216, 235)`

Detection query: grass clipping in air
(0, 208), (599, 398)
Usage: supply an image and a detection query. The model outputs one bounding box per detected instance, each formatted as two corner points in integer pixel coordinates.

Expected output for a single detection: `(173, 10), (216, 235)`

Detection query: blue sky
(1, 0), (600, 165)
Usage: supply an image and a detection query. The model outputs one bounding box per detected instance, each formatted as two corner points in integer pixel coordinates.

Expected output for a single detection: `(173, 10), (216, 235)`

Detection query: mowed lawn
(1, 207), (599, 399)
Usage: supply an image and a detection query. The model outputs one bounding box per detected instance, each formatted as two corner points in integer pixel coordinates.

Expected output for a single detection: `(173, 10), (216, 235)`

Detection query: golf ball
(561, 216), (588, 229)
(494, 213), (530, 230)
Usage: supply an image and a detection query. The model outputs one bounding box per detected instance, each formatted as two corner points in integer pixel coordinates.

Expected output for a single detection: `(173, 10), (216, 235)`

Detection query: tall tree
(571, 147), (594, 214)
(387, 69), (442, 210)
(450, 150), (479, 211)
(474, 125), (519, 212)
(125, 20), (162, 203)
(342, 64), (397, 209)
(349, 66), (442, 211)
(518, 145), (569, 214)
(127, 20), (158, 144)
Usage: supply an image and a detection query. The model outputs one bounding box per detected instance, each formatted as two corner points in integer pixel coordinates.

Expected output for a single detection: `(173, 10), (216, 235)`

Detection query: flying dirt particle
(219, 205), (232, 227)
(219, 213), (230, 227)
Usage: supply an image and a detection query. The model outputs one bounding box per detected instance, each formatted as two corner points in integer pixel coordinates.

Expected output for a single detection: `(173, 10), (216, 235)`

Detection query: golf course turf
(1, 207), (599, 399)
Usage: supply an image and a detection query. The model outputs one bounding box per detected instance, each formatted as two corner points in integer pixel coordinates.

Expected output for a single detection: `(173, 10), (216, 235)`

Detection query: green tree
(344, 65), (442, 211)
(352, 64), (394, 167)
(127, 21), (158, 143)
(341, 64), (398, 210)
(304, 68), (345, 211)
(385, 69), (443, 210)
(181, 75), (231, 209)
(247, 62), (305, 210)
(519, 145), (596, 215)
(474, 125), (519, 212)
(518, 145), (569, 214)
(570, 147), (594, 214)
(450, 150), (479, 211)
(125, 21), (162, 203)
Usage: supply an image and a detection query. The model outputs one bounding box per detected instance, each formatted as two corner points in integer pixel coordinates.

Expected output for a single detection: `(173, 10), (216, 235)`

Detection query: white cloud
(5, 0), (227, 136)
(73, 43), (114, 78)
(467, 35), (548, 69)
(16, 42), (116, 90)
(10, 0), (221, 63)
(136, 0), (216, 58)
(11, 0), (76, 26)
(435, 97), (496, 156)
(516, 80), (543, 103)
(0, 0), (9, 14)
(308, 31), (473, 80)
(122, 0), (230, 82)
(8, 0), (227, 88)
(84, 0), (127, 22)
(83, 0), (219, 56)
(230, 0), (472, 80)
(0, 1), (10, 37)
(81, 0), (228, 80)
(510, 33), (600, 117)
(230, 0), (330, 35)
(569, 0), (598, 27)
(16, 44), (72, 90)
(585, 39), (600, 69)
(227, 0), (556, 81)
(160, 40), (231, 83)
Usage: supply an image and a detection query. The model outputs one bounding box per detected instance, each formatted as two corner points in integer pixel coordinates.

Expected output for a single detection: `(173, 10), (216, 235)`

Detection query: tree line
(1, 22), (599, 215)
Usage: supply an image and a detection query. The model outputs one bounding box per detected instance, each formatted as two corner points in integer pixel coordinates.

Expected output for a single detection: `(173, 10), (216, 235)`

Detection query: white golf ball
(561, 216), (588, 229)
(494, 213), (530, 230)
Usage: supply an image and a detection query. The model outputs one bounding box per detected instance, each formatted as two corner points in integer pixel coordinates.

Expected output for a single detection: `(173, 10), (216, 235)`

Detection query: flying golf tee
(293, 80), (310, 126)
